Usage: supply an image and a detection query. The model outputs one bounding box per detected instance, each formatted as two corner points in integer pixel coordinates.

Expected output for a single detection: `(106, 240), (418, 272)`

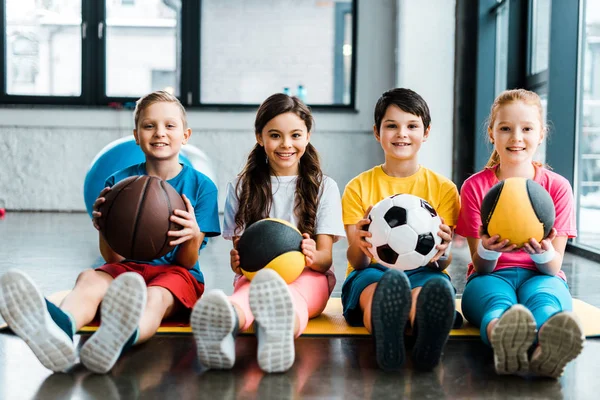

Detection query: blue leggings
(461, 268), (572, 346)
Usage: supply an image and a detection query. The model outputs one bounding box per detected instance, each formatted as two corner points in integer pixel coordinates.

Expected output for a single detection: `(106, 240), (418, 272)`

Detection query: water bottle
(283, 87), (291, 96)
(296, 84), (307, 103)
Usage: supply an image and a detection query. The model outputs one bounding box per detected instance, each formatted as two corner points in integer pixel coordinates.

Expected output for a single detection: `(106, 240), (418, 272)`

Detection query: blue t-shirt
(105, 163), (221, 283)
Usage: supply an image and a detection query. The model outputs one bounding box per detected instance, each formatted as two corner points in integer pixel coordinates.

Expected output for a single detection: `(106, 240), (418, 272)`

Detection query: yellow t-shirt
(341, 165), (460, 275)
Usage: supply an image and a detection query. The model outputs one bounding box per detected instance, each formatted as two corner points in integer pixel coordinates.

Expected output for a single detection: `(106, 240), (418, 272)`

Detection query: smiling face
(257, 111), (311, 176)
(133, 101), (190, 163)
(489, 101), (544, 167)
(374, 104), (430, 163)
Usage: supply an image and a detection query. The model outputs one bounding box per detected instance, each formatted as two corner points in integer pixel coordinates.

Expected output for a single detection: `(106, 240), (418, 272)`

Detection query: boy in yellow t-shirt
(341, 88), (460, 371)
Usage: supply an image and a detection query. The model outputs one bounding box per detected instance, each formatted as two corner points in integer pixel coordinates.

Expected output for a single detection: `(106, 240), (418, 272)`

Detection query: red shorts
(96, 262), (204, 309)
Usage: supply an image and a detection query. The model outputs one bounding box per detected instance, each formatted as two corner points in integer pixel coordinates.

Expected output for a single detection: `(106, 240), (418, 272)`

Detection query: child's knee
(146, 286), (175, 312)
(75, 269), (112, 293)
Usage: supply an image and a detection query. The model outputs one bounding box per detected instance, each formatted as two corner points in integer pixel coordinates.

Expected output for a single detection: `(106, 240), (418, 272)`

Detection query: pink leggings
(229, 268), (330, 337)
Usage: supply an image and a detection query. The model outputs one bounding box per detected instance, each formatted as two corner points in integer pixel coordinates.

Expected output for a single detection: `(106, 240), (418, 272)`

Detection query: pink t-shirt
(455, 165), (577, 281)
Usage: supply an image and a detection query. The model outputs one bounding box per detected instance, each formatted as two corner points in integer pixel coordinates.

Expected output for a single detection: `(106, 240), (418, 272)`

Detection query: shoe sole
(490, 304), (536, 375)
(530, 312), (584, 378)
(371, 269), (411, 371)
(249, 269), (295, 373)
(412, 278), (455, 370)
(191, 289), (236, 370)
(80, 272), (146, 374)
(0, 270), (76, 372)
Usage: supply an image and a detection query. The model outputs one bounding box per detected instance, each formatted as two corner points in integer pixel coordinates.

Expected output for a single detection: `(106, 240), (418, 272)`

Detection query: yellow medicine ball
(481, 177), (555, 248)
(236, 218), (305, 284)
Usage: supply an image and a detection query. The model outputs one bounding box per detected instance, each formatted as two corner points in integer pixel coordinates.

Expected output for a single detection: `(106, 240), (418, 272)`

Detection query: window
(576, 0), (600, 251)
(0, 0), (357, 108)
(529, 0), (551, 75)
(494, 0), (510, 95)
(199, 0), (355, 105)
(5, 0), (82, 96)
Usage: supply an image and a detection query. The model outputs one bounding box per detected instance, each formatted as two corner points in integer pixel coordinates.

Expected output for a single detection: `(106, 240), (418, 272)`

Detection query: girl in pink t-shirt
(455, 89), (584, 379)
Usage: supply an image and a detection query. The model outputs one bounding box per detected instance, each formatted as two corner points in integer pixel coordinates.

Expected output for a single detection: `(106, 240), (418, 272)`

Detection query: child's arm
(466, 226), (517, 274)
(345, 206), (374, 270)
(92, 187), (125, 263)
(523, 228), (565, 276)
(230, 237), (241, 274)
(425, 219), (454, 271)
(301, 233), (334, 273)
(169, 194), (205, 269)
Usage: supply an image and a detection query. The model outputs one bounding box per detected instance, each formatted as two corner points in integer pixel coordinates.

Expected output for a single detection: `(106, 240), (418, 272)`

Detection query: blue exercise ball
(83, 137), (192, 218)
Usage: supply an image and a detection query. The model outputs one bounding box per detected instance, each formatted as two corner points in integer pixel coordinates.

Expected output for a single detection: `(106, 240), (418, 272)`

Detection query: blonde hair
(485, 89), (546, 169)
(134, 90), (188, 130)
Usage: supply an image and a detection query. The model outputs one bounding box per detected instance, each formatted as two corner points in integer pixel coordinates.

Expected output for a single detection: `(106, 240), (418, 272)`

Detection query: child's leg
(340, 264), (388, 330)
(519, 275), (584, 378)
(286, 268), (330, 336)
(137, 286), (177, 343)
(405, 268), (455, 370)
(462, 271), (536, 375)
(80, 272), (147, 374)
(60, 269), (114, 329)
(249, 269), (296, 373)
(229, 276), (253, 331)
(0, 270), (78, 372)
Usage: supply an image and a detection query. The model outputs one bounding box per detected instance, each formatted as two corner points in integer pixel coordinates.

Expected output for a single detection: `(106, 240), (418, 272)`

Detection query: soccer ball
(366, 194), (442, 271)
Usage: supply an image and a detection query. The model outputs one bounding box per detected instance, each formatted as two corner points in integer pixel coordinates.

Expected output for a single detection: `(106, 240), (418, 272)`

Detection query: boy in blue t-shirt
(0, 91), (220, 374)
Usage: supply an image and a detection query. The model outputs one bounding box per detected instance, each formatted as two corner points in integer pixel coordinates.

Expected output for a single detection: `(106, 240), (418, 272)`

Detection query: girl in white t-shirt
(191, 93), (345, 373)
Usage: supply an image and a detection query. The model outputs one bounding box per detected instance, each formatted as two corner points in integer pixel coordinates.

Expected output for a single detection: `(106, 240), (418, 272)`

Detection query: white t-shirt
(223, 175), (346, 240)
(222, 175), (346, 293)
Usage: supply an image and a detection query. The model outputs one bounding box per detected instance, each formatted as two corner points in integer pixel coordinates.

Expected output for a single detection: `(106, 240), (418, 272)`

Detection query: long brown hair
(485, 89), (546, 169)
(234, 93), (323, 236)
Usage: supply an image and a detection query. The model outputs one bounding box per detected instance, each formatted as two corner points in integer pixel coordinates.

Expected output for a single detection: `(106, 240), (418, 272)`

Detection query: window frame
(0, 0), (359, 110)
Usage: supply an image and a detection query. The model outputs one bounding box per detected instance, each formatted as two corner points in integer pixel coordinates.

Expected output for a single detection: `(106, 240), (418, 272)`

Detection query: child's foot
(371, 268), (411, 371)
(530, 311), (584, 378)
(412, 277), (455, 370)
(191, 289), (237, 370)
(249, 269), (295, 373)
(80, 272), (146, 374)
(490, 304), (536, 375)
(0, 270), (76, 372)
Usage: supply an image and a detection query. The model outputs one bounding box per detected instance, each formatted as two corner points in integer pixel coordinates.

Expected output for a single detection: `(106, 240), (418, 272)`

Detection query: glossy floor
(0, 213), (599, 400)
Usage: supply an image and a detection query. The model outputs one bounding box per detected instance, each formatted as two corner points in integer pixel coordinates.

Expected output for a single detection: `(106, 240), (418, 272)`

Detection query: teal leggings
(461, 267), (572, 345)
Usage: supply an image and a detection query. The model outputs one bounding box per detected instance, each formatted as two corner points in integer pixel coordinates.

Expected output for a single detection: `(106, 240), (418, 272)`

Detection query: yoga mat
(2, 291), (600, 338)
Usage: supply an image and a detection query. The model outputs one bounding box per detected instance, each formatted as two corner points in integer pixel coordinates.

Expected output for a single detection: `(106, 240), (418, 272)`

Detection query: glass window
(530, 0), (551, 75)
(105, 0), (179, 98)
(536, 92), (548, 165)
(494, 0), (510, 95)
(5, 0), (82, 96)
(576, 0), (600, 251)
(200, 0), (355, 105)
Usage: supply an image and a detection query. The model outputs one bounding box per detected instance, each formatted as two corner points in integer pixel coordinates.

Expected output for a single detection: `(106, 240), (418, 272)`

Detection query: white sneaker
(191, 289), (237, 370)
(0, 270), (76, 372)
(80, 272), (147, 374)
(249, 269), (295, 373)
(530, 311), (585, 378)
(490, 304), (537, 375)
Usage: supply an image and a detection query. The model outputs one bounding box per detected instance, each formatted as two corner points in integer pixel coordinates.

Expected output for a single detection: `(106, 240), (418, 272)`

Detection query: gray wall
(0, 0), (456, 212)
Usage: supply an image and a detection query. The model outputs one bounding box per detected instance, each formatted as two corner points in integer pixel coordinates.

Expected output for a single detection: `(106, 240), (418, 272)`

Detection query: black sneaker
(412, 277), (455, 370)
(371, 269), (411, 371)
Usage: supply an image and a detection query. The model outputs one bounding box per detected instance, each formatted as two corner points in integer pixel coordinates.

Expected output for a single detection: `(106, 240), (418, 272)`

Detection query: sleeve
(194, 179), (221, 246)
(341, 178), (366, 226)
(436, 182), (461, 228)
(550, 177), (577, 238)
(222, 181), (241, 240)
(315, 177), (346, 241)
(104, 174), (116, 188)
(455, 177), (482, 238)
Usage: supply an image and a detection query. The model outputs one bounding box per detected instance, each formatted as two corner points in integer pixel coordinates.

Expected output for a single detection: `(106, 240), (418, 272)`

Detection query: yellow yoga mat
(2, 291), (600, 338)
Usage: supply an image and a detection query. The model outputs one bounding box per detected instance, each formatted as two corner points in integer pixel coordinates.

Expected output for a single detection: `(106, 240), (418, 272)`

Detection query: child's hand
(478, 226), (517, 253)
(430, 218), (453, 263)
(91, 187), (111, 231)
(522, 228), (557, 255)
(230, 238), (241, 274)
(355, 206), (374, 259)
(301, 233), (317, 266)
(168, 194), (201, 246)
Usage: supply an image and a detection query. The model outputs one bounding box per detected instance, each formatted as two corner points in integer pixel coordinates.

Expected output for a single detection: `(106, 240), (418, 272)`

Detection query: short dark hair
(373, 88), (431, 133)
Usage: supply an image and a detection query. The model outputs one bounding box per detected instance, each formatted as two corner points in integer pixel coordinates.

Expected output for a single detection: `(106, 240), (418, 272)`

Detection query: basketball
(236, 218), (305, 283)
(481, 177), (555, 248)
(98, 175), (186, 261)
